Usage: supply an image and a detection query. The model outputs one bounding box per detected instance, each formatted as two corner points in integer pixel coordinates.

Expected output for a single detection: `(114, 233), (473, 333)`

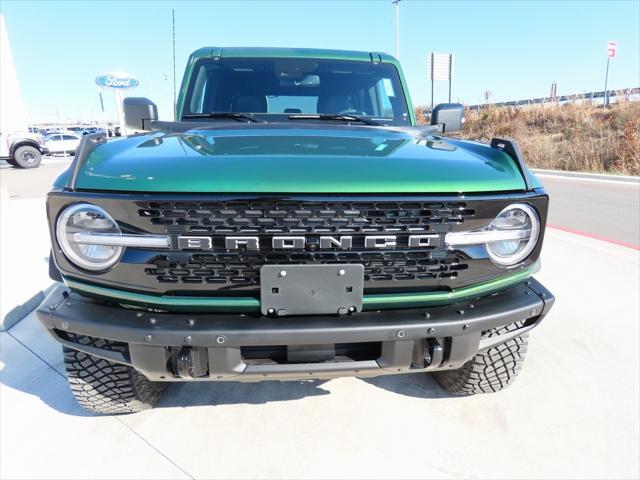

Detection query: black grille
(48, 192), (548, 296)
(145, 250), (469, 286)
(137, 200), (474, 289)
(137, 200), (475, 234)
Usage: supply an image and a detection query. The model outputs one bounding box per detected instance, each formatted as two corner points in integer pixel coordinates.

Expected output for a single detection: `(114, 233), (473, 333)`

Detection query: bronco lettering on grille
(176, 235), (439, 250)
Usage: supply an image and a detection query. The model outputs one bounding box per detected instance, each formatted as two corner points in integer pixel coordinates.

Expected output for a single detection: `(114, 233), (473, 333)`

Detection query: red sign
(607, 41), (617, 58)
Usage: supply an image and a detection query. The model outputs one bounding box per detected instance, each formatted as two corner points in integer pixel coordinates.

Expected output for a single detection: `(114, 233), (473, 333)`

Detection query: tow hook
(173, 347), (209, 378)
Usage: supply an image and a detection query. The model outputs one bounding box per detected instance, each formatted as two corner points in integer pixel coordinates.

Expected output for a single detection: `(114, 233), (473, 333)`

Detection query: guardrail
(467, 87), (639, 110)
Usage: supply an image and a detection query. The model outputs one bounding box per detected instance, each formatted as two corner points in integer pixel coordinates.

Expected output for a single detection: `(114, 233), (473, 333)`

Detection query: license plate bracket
(260, 264), (364, 316)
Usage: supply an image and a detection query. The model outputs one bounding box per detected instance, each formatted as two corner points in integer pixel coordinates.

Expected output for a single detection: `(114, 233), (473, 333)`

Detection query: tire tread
(434, 332), (529, 396)
(63, 337), (164, 415)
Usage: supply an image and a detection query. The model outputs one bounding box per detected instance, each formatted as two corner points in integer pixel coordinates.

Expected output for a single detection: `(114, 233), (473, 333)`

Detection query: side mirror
(123, 97), (158, 131)
(430, 103), (464, 134)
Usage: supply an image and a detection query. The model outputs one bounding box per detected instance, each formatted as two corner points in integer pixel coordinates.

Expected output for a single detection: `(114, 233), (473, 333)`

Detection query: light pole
(392, 0), (401, 58)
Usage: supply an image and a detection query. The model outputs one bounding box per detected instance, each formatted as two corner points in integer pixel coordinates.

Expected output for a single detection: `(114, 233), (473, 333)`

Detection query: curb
(531, 169), (640, 184)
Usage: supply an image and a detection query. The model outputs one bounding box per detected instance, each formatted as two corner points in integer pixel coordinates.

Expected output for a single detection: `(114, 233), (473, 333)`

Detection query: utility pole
(392, 0), (401, 58)
(172, 8), (177, 119)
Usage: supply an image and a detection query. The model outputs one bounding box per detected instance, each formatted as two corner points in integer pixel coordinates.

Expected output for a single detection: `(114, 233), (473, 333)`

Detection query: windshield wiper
(182, 112), (261, 123)
(288, 114), (380, 126)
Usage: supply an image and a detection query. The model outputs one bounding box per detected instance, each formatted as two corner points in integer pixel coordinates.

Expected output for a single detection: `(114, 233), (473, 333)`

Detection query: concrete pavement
(1, 193), (639, 478)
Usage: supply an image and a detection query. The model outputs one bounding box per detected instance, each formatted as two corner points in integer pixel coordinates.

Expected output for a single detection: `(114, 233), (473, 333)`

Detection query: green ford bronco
(39, 47), (554, 414)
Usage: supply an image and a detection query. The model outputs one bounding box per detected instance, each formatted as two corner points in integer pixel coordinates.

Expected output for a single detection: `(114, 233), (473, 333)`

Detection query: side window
(376, 78), (395, 118)
(189, 66), (208, 113)
(62, 135), (77, 140)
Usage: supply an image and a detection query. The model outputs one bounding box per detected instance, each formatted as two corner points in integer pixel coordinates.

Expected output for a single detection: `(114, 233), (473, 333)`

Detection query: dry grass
(416, 101), (640, 176)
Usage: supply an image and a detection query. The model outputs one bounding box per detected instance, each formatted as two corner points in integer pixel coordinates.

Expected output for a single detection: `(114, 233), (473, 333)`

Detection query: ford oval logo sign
(95, 72), (139, 90)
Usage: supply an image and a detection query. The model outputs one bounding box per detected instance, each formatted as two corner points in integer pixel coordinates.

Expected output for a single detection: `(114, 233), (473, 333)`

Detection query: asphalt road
(537, 172), (640, 249)
(2, 159), (638, 249)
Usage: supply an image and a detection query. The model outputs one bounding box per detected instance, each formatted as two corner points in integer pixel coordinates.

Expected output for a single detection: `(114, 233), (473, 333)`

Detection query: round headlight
(486, 203), (540, 267)
(56, 203), (123, 271)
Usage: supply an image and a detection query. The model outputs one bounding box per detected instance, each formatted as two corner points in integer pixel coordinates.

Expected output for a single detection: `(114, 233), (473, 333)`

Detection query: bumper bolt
(184, 335), (192, 343)
(424, 313), (431, 319)
(216, 335), (227, 344)
(61, 321), (69, 330)
(462, 324), (470, 331)
(338, 269), (346, 276)
(348, 306), (356, 313)
(187, 319), (195, 326)
(279, 270), (287, 277)
(396, 329), (406, 338)
(469, 303), (475, 309)
(144, 334), (153, 342)
(457, 309), (465, 315)
(427, 328), (435, 334)
(136, 312), (143, 318)
(149, 318), (157, 325)
(267, 308), (276, 315)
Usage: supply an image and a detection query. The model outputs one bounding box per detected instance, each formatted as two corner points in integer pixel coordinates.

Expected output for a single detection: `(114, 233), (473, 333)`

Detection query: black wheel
(13, 146), (42, 168)
(434, 331), (529, 396)
(63, 336), (166, 415)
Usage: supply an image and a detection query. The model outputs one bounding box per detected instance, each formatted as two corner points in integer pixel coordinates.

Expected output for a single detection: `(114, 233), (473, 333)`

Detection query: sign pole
(98, 90), (109, 138)
(604, 41), (617, 108)
(603, 56), (610, 108)
(430, 53), (434, 110)
(448, 54), (453, 103)
(95, 72), (139, 136)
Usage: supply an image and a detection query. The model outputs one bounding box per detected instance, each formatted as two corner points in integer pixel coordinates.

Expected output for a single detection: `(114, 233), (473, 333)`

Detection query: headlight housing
(56, 203), (123, 271)
(485, 204), (540, 266)
(445, 203), (540, 268)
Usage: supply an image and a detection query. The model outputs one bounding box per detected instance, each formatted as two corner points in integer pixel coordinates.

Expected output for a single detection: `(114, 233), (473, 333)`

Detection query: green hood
(64, 125), (532, 193)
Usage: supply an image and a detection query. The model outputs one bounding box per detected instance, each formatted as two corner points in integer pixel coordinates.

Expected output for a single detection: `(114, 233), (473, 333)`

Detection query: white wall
(0, 14), (28, 133)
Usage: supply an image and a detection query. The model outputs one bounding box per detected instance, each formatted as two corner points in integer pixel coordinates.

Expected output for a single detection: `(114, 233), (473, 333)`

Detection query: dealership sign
(95, 72), (139, 90)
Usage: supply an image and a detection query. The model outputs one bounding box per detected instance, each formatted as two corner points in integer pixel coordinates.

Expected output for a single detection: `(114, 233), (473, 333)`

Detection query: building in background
(0, 14), (28, 133)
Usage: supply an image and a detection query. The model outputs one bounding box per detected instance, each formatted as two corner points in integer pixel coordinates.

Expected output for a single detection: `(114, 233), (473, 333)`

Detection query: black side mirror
(430, 103), (464, 133)
(123, 97), (158, 131)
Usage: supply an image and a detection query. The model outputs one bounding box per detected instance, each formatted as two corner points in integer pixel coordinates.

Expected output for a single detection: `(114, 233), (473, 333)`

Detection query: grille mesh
(138, 200), (475, 234)
(138, 200), (475, 288)
(145, 250), (469, 285)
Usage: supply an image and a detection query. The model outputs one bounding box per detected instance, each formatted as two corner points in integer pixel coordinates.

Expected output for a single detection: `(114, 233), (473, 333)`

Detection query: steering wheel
(338, 109), (368, 116)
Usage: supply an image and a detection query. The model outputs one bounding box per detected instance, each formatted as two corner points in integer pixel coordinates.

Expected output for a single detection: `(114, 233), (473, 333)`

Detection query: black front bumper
(37, 278), (554, 382)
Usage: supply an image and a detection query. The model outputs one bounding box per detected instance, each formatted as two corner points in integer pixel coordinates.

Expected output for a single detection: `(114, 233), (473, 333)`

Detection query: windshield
(182, 57), (410, 125)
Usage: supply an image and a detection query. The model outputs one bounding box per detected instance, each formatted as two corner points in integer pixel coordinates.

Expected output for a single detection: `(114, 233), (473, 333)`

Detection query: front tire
(63, 338), (165, 415)
(13, 146), (42, 168)
(434, 333), (529, 395)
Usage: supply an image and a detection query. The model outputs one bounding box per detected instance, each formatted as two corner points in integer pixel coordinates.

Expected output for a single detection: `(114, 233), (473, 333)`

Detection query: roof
(188, 46), (397, 64)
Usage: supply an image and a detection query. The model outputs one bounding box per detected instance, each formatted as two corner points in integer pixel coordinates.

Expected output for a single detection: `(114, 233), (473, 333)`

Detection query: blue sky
(2, 0), (639, 123)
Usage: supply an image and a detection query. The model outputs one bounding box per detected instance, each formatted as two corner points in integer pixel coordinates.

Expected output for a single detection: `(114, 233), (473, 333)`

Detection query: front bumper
(37, 278), (554, 382)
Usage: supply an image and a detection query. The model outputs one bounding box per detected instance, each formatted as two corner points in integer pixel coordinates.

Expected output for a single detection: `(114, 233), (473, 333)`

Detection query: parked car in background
(44, 132), (81, 155)
(0, 130), (48, 168)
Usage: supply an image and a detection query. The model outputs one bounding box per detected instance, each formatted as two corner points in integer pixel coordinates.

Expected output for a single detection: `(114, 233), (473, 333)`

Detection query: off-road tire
(63, 338), (166, 414)
(434, 332), (529, 395)
(13, 145), (42, 168)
